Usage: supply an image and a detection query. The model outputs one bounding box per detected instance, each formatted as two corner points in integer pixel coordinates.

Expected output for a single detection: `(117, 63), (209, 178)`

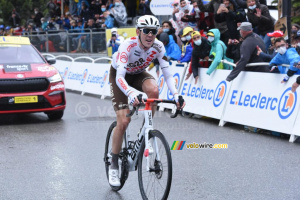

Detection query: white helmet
(136, 15), (160, 29)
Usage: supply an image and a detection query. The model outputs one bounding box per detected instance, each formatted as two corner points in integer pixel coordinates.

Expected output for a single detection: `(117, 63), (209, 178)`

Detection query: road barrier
(44, 53), (300, 143)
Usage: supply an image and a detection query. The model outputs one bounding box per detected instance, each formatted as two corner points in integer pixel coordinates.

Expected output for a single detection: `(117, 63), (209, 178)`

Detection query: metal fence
(22, 29), (107, 54)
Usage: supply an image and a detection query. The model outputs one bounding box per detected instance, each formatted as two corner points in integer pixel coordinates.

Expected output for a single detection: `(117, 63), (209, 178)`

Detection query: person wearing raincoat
(206, 28), (233, 75)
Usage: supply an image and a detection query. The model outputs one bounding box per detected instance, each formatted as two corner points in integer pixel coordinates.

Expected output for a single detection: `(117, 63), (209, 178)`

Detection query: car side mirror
(45, 57), (56, 65)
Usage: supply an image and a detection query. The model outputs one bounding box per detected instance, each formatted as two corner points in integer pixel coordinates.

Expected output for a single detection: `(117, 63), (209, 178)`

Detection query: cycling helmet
(0, 25), (4, 29)
(136, 15), (160, 30)
(5, 26), (11, 30)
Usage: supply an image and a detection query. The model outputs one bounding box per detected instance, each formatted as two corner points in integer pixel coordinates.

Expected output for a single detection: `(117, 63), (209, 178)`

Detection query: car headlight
(48, 73), (62, 83)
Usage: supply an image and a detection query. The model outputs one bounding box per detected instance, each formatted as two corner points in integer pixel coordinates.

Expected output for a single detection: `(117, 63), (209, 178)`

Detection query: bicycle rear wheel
(138, 130), (172, 200)
(104, 121), (129, 191)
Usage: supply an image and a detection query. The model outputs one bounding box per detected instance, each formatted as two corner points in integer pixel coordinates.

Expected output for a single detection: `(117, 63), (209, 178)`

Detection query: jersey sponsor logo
(229, 87), (297, 119)
(130, 37), (137, 40)
(127, 43), (137, 52)
(116, 52), (120, 61)
(117, 78), (128, 90)
(120, 52), (128, 63)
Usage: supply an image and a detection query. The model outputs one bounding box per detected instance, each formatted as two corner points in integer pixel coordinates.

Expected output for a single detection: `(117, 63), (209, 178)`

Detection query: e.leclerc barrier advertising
(222, 71), (300, 134)
(180, 68), (232, 119)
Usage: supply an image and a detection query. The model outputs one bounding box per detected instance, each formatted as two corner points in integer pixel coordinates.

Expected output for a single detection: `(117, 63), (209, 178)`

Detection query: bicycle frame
(126, 100), (159, 172)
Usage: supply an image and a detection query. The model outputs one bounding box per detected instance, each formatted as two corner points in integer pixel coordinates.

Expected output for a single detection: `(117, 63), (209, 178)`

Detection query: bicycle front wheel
(138, 130), (172, 200)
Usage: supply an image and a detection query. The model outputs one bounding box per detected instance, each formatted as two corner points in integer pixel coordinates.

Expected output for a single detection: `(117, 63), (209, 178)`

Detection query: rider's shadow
(104, 189), (126, 200)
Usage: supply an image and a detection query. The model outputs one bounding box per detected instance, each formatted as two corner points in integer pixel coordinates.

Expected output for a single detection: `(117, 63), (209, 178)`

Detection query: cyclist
(108, 15), (185, 186)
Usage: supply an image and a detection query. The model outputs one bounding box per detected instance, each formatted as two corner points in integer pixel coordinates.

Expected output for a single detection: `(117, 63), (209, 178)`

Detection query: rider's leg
(142, 78), (159, 115)
(111, 109), (131, 169)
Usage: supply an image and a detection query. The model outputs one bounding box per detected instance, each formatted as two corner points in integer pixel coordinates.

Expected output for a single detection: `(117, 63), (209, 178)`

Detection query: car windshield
(0, 44), (45, 64)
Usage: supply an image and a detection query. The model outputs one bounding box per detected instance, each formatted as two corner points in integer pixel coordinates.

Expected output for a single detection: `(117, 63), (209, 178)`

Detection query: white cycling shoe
(109, 168), (121, 187)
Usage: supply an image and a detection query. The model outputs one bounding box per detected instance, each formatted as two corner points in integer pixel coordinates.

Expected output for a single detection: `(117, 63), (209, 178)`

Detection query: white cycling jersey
(112, 36), (178, 98)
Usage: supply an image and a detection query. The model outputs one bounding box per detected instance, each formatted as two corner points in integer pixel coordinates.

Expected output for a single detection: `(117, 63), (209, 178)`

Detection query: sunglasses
(140, 28), (158, 35)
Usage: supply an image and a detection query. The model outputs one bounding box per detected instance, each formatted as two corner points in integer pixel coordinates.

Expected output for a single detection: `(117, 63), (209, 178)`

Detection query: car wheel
(47, 110), (64, 120)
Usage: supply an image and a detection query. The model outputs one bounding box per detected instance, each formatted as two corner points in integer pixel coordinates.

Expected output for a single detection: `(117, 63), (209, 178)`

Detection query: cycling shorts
(109, 66), (155, 111)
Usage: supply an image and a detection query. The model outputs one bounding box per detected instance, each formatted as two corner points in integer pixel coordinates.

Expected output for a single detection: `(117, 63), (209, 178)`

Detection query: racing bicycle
(104, 94), (184, 200)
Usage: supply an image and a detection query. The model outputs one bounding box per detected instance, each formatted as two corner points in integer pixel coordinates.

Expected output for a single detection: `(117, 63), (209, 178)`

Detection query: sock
(110, 153), (119, 169)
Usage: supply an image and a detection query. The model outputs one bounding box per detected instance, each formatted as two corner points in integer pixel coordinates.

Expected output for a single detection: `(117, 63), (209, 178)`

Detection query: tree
(0, 0), (48, 26)
(272, 0), (300, 24)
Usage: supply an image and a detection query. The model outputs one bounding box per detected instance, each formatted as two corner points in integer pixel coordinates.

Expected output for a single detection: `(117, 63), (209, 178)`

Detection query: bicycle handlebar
(126, 94), (185, 118)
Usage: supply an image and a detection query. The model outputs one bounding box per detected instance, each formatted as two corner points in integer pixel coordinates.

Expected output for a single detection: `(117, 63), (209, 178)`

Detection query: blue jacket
(270, 48), (300, 72)
(179, 43), (193, 63)
(165, 35), (181, 60)
(105, 15), (114, 29)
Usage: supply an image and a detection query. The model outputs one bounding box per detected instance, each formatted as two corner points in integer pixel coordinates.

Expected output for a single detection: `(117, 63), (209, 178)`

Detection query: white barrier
(222, 72), (300, 135)
(43, 53), (300, 142)
(180, 68), (232, 119)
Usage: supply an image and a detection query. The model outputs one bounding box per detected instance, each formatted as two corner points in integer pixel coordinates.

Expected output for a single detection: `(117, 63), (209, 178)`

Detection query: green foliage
(0, 0), (49, 26)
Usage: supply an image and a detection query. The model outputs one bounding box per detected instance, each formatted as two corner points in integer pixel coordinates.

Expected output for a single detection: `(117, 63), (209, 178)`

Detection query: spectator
(101, 4), (107, 13)
(198, 0), (231, 44)
(181, 26), (194, 44)
(4, 26), (12, 36)
(256, 31), (284, 63)
(9, 12), (21, 28)
(109, 0), (127, 27)
(69, 0), (78, 16)
(269, 37), (300, 83)
(27, 14), (35, 26)
(231, 0), (268, 8)
(181, 0), (214, 35)
(159, 32), (181, 61)
(0, 25), (4, 36)
(106, 0), (114, 10)
(225, 19), (245, 63)
(170, 0), (193, 37)
(90, 0), (102, 15)
(178, 27), (194, 63)
(94, 13), (104, 27)
(157, 21), (178, 44)
(106, 28), (121, 54)
(246, 0), (274, 51)
(41, 18), (49, 31)
(77, 0), (90, 16)
(80, 4), (93, 22)
(186, 31), (211, 83)
(215, 0), (246, 40)
(226, 22), (269, 82)
(34, 8), (44, 28)
(69, 20), (83, 52)
(206, 29), (233, 75)
(291, 24), (300, 46)
(138, 0), (152, 16)
(47, 0), (57, 18)
(127, 0), (137, 19)
(294, 31), (300, 55)
(102, 11), (114, 28)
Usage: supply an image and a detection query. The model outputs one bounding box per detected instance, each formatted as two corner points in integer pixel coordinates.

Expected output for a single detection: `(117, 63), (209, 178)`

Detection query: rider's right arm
(115, 41), (135, 97)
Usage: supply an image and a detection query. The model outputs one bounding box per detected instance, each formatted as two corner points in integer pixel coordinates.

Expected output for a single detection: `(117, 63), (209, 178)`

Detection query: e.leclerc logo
(158, 74), (165, 95)
(67, 68), (88, 85)
(181, 80), (227, 107)
(63, 67), (68, 79)
(278, 88), (297, 119)
(101, 71), (108, 88)
(229, 87), (297, 119)
(81, 69), (88, 84)
(167, 73), (180, 100)
(213, 81), (227, 107)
